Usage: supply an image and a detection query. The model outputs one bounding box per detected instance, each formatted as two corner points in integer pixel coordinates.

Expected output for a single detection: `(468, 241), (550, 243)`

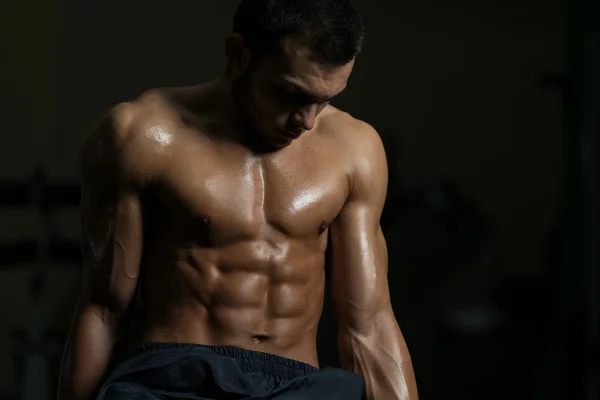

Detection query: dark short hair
(232, 0), (364, 66)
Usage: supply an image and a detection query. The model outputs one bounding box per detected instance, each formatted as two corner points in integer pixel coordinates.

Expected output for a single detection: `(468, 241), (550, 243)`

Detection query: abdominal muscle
(138, 239), (326, 367)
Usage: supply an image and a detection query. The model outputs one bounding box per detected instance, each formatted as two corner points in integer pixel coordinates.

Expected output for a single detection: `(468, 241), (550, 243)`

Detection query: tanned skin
(58, 34), (418, 400)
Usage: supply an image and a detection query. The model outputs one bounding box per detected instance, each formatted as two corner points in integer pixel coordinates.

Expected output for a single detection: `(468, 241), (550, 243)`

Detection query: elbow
(336, 306), (404, 359)
(75, 303), (119, 335)
(336, 307), (412, 372)
(81, 278), (137, 318)
(77, 293), (130, 328)
(337, 301), (396, 338)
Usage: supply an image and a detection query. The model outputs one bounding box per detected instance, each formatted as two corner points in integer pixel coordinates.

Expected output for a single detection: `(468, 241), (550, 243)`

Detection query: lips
(278, 128), (303, 139)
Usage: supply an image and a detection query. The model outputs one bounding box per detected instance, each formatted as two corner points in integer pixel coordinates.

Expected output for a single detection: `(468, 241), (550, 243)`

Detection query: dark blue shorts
(97, 343), (365, 399)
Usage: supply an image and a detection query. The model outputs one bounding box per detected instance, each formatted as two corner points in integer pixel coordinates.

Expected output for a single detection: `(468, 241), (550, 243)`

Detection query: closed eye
(274, 82), (334, 105)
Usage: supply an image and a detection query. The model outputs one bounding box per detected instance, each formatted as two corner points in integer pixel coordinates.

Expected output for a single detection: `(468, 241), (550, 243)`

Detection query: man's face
(233, 36), (354, 147)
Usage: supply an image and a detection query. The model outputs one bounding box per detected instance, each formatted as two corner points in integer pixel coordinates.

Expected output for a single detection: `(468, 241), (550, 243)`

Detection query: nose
(292, 104), (318, 131)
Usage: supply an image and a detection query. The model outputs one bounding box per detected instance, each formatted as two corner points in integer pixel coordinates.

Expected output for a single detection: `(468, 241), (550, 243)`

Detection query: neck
(213, 74), (245, 127)
(213, 74), (282, 154)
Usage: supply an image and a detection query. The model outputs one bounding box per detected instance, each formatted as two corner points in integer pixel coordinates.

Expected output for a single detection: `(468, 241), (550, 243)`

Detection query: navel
(252, 335), (272, 344)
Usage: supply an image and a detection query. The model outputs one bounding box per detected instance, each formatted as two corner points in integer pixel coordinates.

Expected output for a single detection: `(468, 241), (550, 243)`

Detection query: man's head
(225, 0), (364, 147)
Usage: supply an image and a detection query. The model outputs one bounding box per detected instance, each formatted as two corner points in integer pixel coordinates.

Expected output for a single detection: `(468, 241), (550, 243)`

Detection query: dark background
(0, 0), (598, 399)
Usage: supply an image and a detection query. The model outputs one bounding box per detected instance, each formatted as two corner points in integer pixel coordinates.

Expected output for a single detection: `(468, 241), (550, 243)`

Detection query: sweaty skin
(59, 38), (417, 400)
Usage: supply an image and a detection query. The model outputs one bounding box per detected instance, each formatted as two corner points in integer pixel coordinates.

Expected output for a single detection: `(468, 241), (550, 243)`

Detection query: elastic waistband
(138, 342), (319, 378)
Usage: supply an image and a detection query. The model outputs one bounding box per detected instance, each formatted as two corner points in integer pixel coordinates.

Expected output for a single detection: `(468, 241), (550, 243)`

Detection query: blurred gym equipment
(0, 170), (80, 267)
(0, 169), (80, 400)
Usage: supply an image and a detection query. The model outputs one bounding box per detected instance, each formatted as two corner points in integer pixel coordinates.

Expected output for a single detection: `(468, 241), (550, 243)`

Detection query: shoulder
(318, 107), (388, 197)
(318, 106), (385, 159)
(81, 89), (176, 185)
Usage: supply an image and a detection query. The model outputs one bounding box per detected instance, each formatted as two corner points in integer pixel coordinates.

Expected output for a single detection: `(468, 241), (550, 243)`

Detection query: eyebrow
(279, 80), (344, 103)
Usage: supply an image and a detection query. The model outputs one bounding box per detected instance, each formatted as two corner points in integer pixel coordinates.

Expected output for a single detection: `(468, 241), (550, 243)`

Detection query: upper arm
(79, 104), (145, 316)
(329, 121), (390, 334)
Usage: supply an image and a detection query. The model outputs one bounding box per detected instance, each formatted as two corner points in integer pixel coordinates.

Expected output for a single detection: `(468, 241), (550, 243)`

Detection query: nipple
(318, 221), (329, 233)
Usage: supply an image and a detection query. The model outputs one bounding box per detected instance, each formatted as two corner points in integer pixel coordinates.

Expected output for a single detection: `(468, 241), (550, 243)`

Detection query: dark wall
(1, 0), (58, 180)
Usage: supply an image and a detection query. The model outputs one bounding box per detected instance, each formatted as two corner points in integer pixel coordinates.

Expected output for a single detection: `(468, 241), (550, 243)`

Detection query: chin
(266, 134), (292, 149)
(247, 126), (289, 151)
(268, 129), (296, 148)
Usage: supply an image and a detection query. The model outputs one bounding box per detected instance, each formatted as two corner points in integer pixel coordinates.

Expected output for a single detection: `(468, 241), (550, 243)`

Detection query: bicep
(79, 114), (144, 315)
(80, 190), (142, 313)
(329, 209), (390, 333)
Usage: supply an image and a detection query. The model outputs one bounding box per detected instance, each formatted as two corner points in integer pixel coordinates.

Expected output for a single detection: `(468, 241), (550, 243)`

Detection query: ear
(225, 34), (251, 77)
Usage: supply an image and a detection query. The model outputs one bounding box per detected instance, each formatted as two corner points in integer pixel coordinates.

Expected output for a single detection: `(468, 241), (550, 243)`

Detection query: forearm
(58, 303), (119, 400)
(338, 312), (418, 400)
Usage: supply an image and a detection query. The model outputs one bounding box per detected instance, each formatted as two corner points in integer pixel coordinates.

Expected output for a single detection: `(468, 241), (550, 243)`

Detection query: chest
(154, 140), (351, 242)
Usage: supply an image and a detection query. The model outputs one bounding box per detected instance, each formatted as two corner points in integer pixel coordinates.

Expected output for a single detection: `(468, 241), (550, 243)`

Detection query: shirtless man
(58, 0), (418, 399)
